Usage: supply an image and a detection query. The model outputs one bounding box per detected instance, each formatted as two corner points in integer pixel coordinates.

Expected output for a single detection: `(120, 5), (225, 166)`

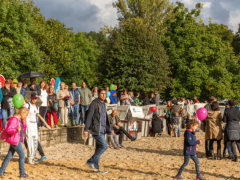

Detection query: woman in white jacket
(187, 100), (195, 119)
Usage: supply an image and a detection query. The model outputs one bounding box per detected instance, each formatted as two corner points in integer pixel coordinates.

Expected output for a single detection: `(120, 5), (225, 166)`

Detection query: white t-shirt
(39, 89), (48, 107)
(24, 103), (39, 123)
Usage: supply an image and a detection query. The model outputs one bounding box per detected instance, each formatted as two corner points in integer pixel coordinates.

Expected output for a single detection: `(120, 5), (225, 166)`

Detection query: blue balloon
(106, 91), (111, 98)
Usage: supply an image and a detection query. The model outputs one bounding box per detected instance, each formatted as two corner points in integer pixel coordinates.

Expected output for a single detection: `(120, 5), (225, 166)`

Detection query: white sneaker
(55, 125), (58, 128)
(96, 169), (108, 174)
(86, 162), (97, 171)
(28, 160), (39, 165)
(82, 123), (85, 126)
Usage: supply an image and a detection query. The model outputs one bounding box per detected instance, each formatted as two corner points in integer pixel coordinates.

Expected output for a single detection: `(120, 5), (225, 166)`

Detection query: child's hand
(17, 126), (21, 132)
(46, 125), (51, 130)
(199, 140), (201, 145)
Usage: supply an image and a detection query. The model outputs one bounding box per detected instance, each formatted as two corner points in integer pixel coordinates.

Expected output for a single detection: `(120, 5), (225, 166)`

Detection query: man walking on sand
(84, 88), (114, 173)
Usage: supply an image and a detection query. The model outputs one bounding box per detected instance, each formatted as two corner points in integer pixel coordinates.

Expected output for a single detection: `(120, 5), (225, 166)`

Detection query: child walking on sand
(0, 107), (29, 178)
(175, 120), (206, 180)
(170, 112), (179, 138)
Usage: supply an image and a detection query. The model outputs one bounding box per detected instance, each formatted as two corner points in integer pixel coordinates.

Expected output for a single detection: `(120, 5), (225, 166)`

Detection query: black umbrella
(18, 71), (46, 79)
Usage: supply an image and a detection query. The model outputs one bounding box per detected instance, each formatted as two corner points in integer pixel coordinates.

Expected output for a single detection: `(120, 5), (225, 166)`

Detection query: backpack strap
(27, 103), (31, 110)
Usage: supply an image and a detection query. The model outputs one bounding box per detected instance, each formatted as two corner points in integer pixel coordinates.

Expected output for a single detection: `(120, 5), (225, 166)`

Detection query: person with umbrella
(26, 78), (41, 95)
(18, 71), (47, 95)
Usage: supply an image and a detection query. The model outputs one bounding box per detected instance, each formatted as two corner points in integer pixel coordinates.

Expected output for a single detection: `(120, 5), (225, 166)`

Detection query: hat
(13, 79), (18, 84)
(31, 93), (38, 99)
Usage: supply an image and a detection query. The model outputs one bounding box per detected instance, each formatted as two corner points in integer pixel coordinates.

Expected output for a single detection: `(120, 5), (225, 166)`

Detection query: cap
(31, 93), (38, 99)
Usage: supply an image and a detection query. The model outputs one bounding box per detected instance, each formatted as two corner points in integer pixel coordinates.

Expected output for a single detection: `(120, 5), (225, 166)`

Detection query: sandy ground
(0, 129), (240, 180)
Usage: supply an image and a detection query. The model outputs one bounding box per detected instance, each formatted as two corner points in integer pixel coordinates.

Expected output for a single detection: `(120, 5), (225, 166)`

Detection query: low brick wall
(0, 126), (85, 153)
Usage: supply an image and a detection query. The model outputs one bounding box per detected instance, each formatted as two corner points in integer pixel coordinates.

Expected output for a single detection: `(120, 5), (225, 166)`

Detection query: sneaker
(76, 124), (80, 127)
(175, 174), (183, 179)
(86, 162), (96, 171)
(39, 156), (47, 162)
(82, 123), (85, 126)
(55, 125), (59, 128)
(196, 176), (206, 180)
(20, 173), (29, 178)
(232, 157), (238, 162)
(131, 136), (137, 141)
(228, 155), (233, 159)
(0, 172), (4, 177)
(96, 169), (108, 174)
(28, 160), (39, 164)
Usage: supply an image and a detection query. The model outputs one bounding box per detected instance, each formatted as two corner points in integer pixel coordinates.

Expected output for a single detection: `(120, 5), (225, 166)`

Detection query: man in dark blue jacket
(26, 78), (41, 95)
(84, 88), (114, 173)
(69, 83), (80, 126)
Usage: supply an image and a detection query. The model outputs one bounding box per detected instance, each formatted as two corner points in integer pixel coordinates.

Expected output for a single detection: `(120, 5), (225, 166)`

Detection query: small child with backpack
(0, 107), (29, 178)
(175, 120), (206, 180)
(170, 112), (179, 138)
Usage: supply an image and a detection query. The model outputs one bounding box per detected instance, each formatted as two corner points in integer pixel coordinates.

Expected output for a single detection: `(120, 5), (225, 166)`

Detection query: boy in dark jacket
(175, 120), (205, 180)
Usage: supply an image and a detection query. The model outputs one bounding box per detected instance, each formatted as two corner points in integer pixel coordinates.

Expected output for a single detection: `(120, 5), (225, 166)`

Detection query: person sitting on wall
(150, 114), (164, 137)
(108, 109), (136, 147)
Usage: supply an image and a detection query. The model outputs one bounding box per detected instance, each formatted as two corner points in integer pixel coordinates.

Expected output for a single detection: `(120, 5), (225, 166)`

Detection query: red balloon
(151, 106), (157, 112)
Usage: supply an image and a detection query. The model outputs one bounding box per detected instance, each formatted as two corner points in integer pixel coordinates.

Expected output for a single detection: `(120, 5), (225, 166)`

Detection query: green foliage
(99, 17), (171, 93)
(0, 0), (44, 78)
(31, 7), (74, 81)
(85, 31), (107, 50)
(61, 32), (99, 87)
(232, 24), (240, 56)
(162, 2), (238, 101)
(113, 0), (175, 33)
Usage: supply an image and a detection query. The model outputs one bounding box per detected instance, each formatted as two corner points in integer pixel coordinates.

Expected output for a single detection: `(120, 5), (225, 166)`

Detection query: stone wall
(0, 126), (85, 153)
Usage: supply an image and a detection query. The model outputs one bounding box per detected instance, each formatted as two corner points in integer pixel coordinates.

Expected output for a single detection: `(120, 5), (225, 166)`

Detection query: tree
(113, 0), (175, 34)
(162, 2), (238, 101)
(61, 32), (99, 87)
(0, 0), (44, 78)
(31, 7), (74, 81)
(99, 17), (171, 93)
(232, 24), (240, 56)
(85, 31), (107, 50)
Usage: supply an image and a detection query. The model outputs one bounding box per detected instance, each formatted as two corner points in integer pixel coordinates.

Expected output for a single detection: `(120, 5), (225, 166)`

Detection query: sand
(0, 129), (240, 180)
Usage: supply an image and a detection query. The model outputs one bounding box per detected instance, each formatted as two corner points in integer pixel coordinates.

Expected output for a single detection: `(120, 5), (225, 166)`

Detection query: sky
(32, 0), (240, 33)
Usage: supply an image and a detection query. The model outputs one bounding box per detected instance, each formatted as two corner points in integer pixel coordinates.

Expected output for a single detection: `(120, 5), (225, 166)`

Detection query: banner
(50, 78), (55, 88)
(0, 74), (5, 88)
(54, 77), (61, 93)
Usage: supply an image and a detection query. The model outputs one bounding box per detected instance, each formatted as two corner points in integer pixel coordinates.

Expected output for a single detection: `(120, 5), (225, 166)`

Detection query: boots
(217, 149), (222, 160)
(232, 156), (238, 162)
(210, 150), (215, 160)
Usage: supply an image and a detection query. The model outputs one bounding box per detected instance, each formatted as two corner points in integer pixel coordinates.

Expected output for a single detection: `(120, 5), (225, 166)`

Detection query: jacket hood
(206, 110), (220, 119)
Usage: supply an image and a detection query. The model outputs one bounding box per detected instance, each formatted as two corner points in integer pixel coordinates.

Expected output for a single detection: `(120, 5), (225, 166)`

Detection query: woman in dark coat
(150, 114), (163, 137)
(150, 93), (156, 104)
(1, 79), (17, 129)
(223, 99), (240, 162)
(142, 93), (150, 106)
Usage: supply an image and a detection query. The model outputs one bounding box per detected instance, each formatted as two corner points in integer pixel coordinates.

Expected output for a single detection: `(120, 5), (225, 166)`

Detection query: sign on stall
(128, 106), (144, 122)
(0, 75), (5, 88)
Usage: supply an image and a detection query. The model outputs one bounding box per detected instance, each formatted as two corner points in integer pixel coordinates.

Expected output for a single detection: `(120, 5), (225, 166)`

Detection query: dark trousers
(178, 155), (200, 177)
(205, 140), (210, 156)
(230, 140), (240, 157)
(39, 106), (47, 127)
(24, 138), (45, 157)
(114, 126), (132, 145)
(209, 139), (221, 154)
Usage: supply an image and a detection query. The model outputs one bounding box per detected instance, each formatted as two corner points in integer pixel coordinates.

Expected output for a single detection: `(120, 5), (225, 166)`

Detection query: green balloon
(110, 84), (115, 91)
(13, 94), (24, 109)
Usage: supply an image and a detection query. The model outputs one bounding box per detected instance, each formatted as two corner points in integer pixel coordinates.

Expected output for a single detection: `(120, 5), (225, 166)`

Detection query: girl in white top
(187, 100), (195, 119)
(38, 80), (48, 128)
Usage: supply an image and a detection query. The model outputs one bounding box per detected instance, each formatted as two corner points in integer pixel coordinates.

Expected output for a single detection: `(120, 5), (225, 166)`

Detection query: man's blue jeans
(223, 141), (233, 156)
(0, 141), (25, 175)
(81, 105), (89, 124)
(87, 133), (108, 169)
(70, 104), (79, 125)
(2, 109), (15, 129)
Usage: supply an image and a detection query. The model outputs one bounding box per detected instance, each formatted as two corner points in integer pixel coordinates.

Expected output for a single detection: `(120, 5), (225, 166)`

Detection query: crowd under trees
(0, 0), (240, 102)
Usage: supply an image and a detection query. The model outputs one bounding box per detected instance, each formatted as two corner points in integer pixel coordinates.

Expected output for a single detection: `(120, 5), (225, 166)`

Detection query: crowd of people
(1, 78), (240, 179)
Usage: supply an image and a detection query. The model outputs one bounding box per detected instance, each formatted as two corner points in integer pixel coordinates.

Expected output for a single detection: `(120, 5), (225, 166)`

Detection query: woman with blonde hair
(57, 82), (71, 127)
(150, 93), (156, 104)
(38, 80), (48, 128)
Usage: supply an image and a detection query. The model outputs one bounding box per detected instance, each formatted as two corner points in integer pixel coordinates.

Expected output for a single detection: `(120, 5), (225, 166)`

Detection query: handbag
(70, 101), (75, 106)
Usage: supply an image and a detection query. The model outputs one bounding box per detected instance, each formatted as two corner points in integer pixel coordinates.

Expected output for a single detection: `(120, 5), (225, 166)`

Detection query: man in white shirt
(24, 93), (50, 164)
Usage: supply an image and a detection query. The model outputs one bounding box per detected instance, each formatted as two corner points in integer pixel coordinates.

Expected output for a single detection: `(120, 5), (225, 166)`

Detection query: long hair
(5, 79), (13, 89)
(39, 80), (47, 90)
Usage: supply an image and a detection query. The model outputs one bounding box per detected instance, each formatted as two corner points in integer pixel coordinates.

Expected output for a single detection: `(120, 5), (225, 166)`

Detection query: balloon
(196, 108), (208, 121)
(12, 94), (24, 109)
(110, 84), (115, 91)
(106, 91), (111, 98)
(151, 106), (157, 113)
